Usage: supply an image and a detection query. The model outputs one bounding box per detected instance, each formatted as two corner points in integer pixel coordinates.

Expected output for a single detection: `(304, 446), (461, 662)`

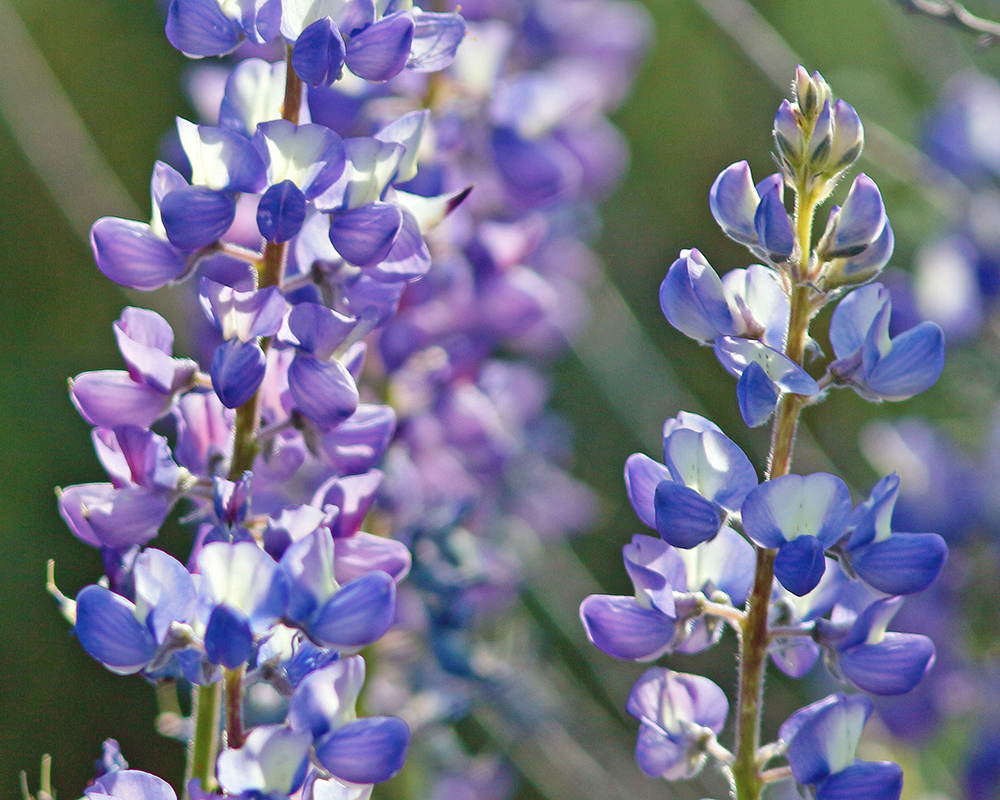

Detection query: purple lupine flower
(626, 668), (728, 781)
(289, 657), (410, 785)
(741, 473), (851, 596)
(71, 307), (198, 429)
(624, 411), (757, 548)
(74, 548), (199, 678)
(846, 474), (947, 596)
(84, 769), (178, 800)
(817, 592), (936, 696)
(780, 693), (903, 800)
(828, 283), (945, 402)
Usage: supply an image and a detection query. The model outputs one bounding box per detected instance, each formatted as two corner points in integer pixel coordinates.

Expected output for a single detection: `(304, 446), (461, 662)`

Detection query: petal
(282, 301), (357, 360)
(839, 633), (935, 695)
(70, 371), (172, 428)
(292, 17), (347, 87)
(785, 693), (872, 784)
(654, 481), (723, 549)
(366, 208), (430, 282)
(255, 120), (346, 198)
(406, 10), (466, 72)
(310, 571), (396, 648)
(851, 533), (947, 596)
(289, 655), (367, 738)
(217, 726), (312, 795)
(659, 249), (736, 341)
(863, 322), (945, 401)
(75, 585), (155, 674)
(88, 770), (177, 800)
(754, 184), (795, 261)
(663, 427), (758, 511)
(737, 360), (780, 427)
(315, 717), (410, 784)
(320, 404), (397, 475)
(829, 283), (888, 359)
(91, 218), (188, 289)
(579, 594), (674, 661)
(624, 453), (671, 530)
(345, 12), (415, 83)
(166, 0), (241, 56)
(257, 180), (307, 242)
(713, 338), (819, 395)
(160, 187), (236, 251)
(288, 354), (360, 428)
(333, 532), (411, 584)
(817, 761), (902, 800)
(709, 161), (760, 245)
(774, 536), (827, 597)
(204, 604), (254, 668)
(741, 473), (851, 549)
(329, 202), (404, 268)
(210, 338), (267, 409)
(823, 174), (886, 259)
(177, 118), (266, 192)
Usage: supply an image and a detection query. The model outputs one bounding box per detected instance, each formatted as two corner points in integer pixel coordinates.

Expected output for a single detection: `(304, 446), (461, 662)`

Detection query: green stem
(185, 682), (222, 798)
(184, 47), (304, 795)
(731, 186), (819, 800)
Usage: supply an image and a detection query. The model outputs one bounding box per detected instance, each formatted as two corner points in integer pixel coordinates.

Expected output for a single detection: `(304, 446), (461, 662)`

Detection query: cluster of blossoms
(38, 0), (651, 798)
(580, 68), (947, 800)
(50, 1), (467, 797)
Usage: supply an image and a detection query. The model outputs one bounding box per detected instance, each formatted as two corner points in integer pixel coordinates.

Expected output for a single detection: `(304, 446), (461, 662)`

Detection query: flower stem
(185, 47), (304, 795)
(225, 667), (245, 750)
(732, 189), (818, 800)
(185, 682), (222, 799)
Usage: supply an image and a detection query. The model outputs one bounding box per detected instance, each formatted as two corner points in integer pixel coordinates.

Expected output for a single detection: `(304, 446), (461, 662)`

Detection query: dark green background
(0, 0), (993, 796)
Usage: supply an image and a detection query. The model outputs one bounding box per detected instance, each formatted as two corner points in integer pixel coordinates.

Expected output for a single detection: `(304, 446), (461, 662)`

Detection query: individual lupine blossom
(580, 68), (947, 799)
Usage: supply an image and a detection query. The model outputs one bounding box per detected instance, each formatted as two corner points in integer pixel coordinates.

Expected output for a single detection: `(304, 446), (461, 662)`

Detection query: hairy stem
(732, 190), (818, 800)
(185, 682), (222, 798)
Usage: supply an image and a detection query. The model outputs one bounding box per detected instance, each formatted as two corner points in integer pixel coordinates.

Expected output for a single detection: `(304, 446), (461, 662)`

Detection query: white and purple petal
(288, 354), (361, 428)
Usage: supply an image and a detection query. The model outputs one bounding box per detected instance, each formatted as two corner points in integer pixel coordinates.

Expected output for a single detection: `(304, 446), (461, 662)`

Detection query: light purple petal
(329, 202), (404, 268)
(288, 354), (360, 428)
(839, 633), (935, 695)
(708, 160), (760, 245)
(166, 0), (241, 56)
(624, 453), (670, 530)
(160, 186), (236, 251)
(71, 370), (173, 428)
(406, 10), (466, 71)
(659, 249), (737, 341)
(333, 532), (411, 584)
(345, 12), (415, 82)
(91, 217), (189, 290)
(315, 716), (410, 784)
(210, 338), (267, 408)
(310, 571), (396, 648)
(292, 17), (347, 87)
(579, 595), (674, 661)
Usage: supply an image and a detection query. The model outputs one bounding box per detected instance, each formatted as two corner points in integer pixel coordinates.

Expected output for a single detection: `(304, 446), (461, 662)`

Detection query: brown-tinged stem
(224, 667), (245, 750)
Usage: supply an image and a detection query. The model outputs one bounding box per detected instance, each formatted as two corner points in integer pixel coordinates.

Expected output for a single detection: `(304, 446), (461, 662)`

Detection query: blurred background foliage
(2, 0), (998, 796)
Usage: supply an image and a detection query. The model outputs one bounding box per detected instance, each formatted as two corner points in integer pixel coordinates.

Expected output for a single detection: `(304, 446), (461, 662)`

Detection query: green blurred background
(1, 0), (996, 795)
